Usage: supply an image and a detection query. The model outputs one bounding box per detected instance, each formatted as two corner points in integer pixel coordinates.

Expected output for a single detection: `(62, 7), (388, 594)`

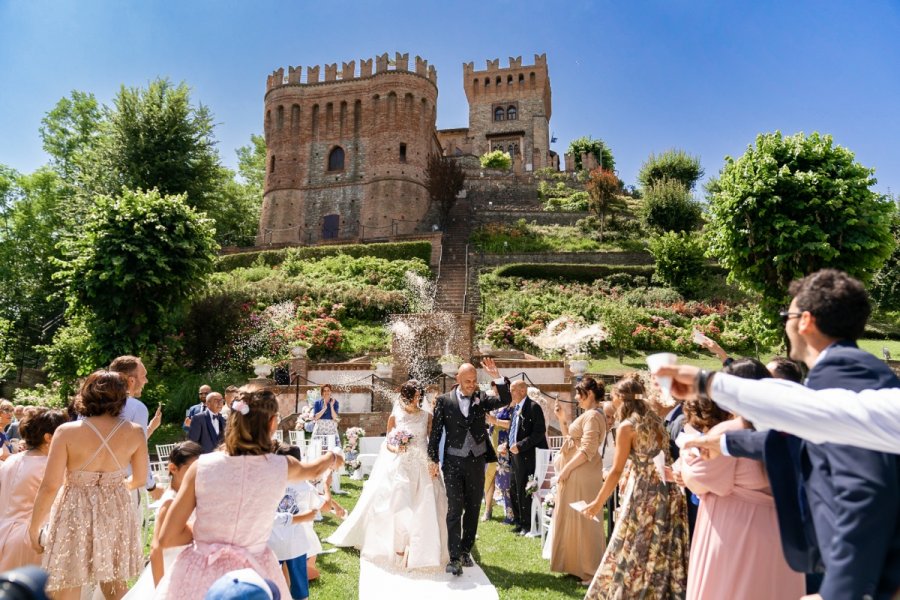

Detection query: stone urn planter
(568, 359), (589, 377)
(253, 363), (273, 378)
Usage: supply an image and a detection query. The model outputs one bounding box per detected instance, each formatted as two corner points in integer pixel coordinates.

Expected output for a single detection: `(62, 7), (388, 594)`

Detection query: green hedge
(493, 263), (656, 283)
(217, 241), (432, 272)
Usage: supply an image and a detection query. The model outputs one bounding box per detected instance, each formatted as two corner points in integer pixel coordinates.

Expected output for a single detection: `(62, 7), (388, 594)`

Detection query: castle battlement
(266, 52), (437, 90)
(463, 53), (547, 75)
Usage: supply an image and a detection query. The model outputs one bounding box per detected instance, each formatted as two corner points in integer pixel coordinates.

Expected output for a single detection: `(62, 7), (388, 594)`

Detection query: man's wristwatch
(696, 369), (715, 401)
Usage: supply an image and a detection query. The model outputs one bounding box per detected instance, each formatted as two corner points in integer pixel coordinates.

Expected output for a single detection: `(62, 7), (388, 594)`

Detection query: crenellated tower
(258, 52), (441, 245)
(438, 54), (552, 171)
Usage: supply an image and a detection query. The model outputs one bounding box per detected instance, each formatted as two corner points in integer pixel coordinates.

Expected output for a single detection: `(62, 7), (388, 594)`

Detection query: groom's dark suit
(188, 408), (226, 454)
(428, 380), (511, 562)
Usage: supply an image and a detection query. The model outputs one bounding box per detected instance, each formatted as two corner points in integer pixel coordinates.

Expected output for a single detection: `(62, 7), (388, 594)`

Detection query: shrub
(622, 286), (683, 307)
(637, 149), (704, 190)
(640, 178), (703, 233)
(648, 232), (707, 296)
(492, 263), (655, 283)
(216, 241), (432, 272)
(479, 150), (512, 170)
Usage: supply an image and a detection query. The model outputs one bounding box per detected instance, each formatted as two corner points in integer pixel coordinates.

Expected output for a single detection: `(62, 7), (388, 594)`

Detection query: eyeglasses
(778, 310), (804, 325)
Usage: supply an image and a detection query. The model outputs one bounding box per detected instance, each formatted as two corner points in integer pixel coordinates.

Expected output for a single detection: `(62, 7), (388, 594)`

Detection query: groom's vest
(446, 428), (487, 458)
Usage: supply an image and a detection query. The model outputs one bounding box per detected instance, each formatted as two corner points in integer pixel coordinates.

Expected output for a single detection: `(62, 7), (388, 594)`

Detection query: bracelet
(697, 369), (714, 402)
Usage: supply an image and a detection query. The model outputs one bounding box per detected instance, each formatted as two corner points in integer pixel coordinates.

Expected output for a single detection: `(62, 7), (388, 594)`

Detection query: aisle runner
(359, 558), (499, 600)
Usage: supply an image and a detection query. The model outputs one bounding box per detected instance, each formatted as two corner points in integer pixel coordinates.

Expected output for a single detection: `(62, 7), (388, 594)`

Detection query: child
(125, 441), (203, 598)
(270, 445), (325, 600)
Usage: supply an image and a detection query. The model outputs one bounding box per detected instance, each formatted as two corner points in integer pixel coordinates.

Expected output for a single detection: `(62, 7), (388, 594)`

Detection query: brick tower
(258, 53), (442, 245)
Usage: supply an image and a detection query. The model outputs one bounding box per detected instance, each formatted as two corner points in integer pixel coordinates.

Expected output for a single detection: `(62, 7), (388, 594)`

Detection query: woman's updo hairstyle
(399, 379), (421, 407)
(19, 408), (67, 450)
(168, 441), (203, 467)
(224, 388), (279, 456)
(75, 370), (128, 417)
(575, 376), (604, 404)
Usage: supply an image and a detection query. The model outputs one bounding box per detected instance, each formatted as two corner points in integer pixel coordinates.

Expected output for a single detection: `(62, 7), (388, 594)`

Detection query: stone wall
(474, 209), (588, 226)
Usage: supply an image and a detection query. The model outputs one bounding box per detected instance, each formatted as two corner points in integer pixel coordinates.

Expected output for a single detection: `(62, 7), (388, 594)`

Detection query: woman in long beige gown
(550, 376), (607, 583)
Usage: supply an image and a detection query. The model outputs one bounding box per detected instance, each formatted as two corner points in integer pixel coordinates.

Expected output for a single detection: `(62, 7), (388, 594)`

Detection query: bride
(328, 380), (449, 570)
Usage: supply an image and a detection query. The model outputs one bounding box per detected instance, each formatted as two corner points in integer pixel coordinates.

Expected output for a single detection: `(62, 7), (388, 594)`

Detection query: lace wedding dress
(328, 404), (449, 570)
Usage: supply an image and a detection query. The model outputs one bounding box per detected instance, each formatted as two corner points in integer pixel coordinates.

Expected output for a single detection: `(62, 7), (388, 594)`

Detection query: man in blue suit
(188, 392), (226, 453)
(722, 270), (900, 600)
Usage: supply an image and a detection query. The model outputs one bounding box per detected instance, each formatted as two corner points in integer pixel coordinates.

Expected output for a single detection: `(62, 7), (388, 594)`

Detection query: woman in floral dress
(486, 399), (515, 523)
(582, 373), (689, 599)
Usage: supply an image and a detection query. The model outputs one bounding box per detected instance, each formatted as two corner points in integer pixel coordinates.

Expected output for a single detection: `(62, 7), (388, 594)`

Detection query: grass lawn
(311, 478), (584, 600)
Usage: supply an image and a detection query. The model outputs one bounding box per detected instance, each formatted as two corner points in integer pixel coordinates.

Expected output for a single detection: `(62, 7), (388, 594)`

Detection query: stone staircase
(434, 198), (472, 314)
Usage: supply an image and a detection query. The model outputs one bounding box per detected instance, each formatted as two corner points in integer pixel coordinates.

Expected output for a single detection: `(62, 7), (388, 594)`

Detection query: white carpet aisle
(359, 558), (499, 600)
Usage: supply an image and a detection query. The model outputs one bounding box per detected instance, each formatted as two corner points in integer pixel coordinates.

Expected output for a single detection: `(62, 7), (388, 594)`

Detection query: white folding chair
(149, 461), (171, 488)
(155, 443), (177, 462)
(529, 448), (554, 536)
(273, 430), (284, 444)
(547, 435), (564, 450)
(357, 436), (383, 477)
(288, 430), (303, 446)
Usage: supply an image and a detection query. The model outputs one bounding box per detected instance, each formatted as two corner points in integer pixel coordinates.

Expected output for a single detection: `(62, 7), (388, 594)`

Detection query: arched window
(276, 105), (284, 130)
(507, 106), (517, 120)
(270, 155), (276, 173)
(495, 76), (502, 86)
(328, 146), (345, 171)
(494, 107), (505, 121)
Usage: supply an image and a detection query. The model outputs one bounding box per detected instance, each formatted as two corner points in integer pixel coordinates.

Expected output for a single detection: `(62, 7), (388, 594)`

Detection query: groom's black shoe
(446, 559), (463, 576)
(460, 553), (474, 568)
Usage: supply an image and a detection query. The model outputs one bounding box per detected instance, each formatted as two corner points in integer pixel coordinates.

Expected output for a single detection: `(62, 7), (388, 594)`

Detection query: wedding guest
(220, 385), (239, 420)
(269, 444), (324, 600)
(125, 441), (203, 598)
(184, 384), (211, 434)
(766, 356), (802, 383)
(109, 355), (162, 499)
(600, 401), (616, 472)
(550, 377), (606, 584)
(188, 392), (226, 453)
(680, 358), (804, 600)
(0, 399), (16, 459)
(28, 370), (149, 599)
(155, 388), (343, 599)
(311, 384), (339, 441)
(0, 408), (67, 571)
(484, 393), (514, 523)
(507, 380), (548, 535)
(583, 373), (689, 599)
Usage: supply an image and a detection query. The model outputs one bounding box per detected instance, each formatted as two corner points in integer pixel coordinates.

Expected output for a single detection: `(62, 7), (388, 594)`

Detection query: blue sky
(1, 0), (898, 194)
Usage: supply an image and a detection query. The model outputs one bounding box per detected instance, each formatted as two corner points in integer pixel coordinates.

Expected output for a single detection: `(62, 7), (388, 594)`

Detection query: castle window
(484, 77), (489, 87)
(529, 72), (536, 88)
(276, 105), (284, 130)
(399, 143), (407, 163)
(518, 73), (525, 87)
(507, 106), (517, 120)
(270, 155), (276, 173)
(507, 75), (513, 85)
(327, 146), (345, 172)
(494, 107), (505, 121)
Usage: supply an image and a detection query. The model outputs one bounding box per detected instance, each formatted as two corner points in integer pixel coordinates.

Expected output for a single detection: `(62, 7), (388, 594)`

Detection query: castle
(257, 53), (555, 245)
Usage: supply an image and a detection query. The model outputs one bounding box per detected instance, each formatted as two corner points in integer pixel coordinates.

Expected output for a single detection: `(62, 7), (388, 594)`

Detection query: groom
(428, 357), (511, 576)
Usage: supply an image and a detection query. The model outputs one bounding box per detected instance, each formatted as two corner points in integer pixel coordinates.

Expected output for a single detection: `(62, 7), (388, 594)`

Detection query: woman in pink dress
(0, 408), (67, 571)
(679, 358), (804, 600)
(154, 388), (344, 600)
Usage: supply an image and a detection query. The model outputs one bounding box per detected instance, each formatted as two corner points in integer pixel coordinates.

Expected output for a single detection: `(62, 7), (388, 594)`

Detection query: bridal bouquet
(388, 428), (414, 452)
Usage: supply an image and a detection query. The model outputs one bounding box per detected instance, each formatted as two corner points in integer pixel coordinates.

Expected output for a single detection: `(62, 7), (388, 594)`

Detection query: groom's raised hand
(482, 357), (501, 380)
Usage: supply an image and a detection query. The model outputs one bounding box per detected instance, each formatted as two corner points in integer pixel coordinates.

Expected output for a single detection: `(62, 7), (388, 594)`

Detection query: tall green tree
(567, 136), (615, 172)
(706, 131), (895, 316)
(51, 188), (218, 374)
(86, 78), (222, 213)
(236, 133), (266, 193)
(40, 91), (103, 185)
(640, 177), (703, 233)
(0, 167), (69, 372)
(637, 149), (704, 190)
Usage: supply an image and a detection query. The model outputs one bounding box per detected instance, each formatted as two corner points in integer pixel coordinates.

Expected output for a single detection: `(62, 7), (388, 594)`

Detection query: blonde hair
(224, 389), (279, 456)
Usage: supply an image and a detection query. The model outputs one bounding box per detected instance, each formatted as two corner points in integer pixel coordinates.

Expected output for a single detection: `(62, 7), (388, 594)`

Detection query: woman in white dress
(328, 380), (449, 570)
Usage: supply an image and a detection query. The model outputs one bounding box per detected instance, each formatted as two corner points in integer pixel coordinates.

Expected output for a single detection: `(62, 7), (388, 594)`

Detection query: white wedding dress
(328, 404), (449, 570)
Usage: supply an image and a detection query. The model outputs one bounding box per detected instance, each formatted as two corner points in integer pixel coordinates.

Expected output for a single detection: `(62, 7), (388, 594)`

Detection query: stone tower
(460, 54), (552, 171)
(258, 53), (441, 245)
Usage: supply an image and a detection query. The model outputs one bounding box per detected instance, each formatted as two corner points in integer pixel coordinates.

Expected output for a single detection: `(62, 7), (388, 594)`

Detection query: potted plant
(372, 356), (394, 378)
(252, 356), (274, 378)
(290, 340), (310, 359)
(439, 354), (463, 376)
(568, 353), (590, 377)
